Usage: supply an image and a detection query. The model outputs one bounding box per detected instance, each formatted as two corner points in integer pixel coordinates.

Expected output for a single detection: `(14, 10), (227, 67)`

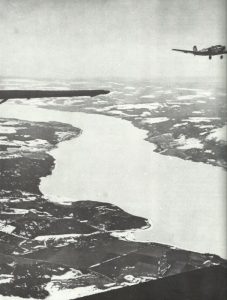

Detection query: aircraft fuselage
(194, 45), (226, 56)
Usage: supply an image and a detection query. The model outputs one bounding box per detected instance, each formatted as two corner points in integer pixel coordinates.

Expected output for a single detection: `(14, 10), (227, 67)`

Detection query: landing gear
(220, 55), (223, 59)
(209, 55), (212, 60)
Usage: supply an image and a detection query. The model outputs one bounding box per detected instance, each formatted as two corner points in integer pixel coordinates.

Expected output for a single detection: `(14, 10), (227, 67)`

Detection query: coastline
(0, 103), (226, 258)
(0, 106), (226, 299)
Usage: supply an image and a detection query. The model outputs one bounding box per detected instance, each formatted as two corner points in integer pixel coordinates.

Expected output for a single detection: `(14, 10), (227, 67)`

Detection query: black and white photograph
(0, 0), (226, 299)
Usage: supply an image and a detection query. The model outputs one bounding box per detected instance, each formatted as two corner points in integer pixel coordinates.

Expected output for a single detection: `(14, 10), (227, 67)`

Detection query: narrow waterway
(0, 104), (226, 258)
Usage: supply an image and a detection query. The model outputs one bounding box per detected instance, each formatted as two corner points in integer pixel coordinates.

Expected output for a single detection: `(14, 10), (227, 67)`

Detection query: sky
(0, 0), (226, 80)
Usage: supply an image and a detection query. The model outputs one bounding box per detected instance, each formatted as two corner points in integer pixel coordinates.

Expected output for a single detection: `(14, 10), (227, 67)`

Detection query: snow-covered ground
(177, 136), (204, 150)
(0, 221), (15, 234)
(141, 117), (169, 125)
(0, 126), (17, 134)
(34, 232), (98, 242)
(186, 117), (220, 123)
(206, 125), (227, 142)
(0, 275), (13, 284)
(0, 103), (226, 259)
(45, 283), (117, 300)
(51, 270), (81, 281)
(115, 103), (161, 110)
(140, 94), (155, 99)
(1, 208), (29, 215)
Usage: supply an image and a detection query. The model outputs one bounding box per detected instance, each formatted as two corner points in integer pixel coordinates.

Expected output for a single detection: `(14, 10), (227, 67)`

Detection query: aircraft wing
(0, 90), (109, 104)
(172, 49), (195, 54)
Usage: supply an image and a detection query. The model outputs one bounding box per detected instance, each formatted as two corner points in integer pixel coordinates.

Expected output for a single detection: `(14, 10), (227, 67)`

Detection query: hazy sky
(0, 0), (226, 80)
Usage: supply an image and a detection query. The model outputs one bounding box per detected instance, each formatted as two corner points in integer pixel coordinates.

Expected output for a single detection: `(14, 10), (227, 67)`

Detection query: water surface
(0, 104), (226, 258)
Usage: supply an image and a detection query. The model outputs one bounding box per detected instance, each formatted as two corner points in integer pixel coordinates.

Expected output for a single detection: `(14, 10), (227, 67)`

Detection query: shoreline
(0, 103), (226, 258)
(73, 109), (227, 170)
(38, 108), (226, 258)
(0, 109), (226, 300)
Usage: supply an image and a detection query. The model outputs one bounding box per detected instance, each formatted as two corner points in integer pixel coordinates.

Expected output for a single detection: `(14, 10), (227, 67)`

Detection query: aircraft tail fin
(193, 45), (198, 52)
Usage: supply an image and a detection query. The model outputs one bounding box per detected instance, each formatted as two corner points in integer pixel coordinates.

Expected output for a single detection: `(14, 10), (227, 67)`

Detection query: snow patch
(2, 208), (29, 215)
(0, 221), (15, 233)
(177, 137), (203, 150)
(140, 111), (151, 117)
(45, 283), (105, 300)
(173, 122), (188, 128)
(124, 86), (136, 90)
(115, 103), (161, 110)
(140, 94), (155, 99)
(186, 117), (220, 123)
(0, 275), (13, 284)
(34, 232), (98, 241)
(192, 111), (203, 115)
(206, 125), (227, 142)
(108, 110), (134, 117)
(52, 270), (81, 280)
(110, 230), (136, 241)
(0, 126), (17, 134)
(141, 117), (169, 125)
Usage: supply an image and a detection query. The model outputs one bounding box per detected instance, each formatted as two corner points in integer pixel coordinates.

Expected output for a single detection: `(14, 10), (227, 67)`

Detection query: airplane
(0, 89), (109, 104)
(172, 45), (227, 60)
